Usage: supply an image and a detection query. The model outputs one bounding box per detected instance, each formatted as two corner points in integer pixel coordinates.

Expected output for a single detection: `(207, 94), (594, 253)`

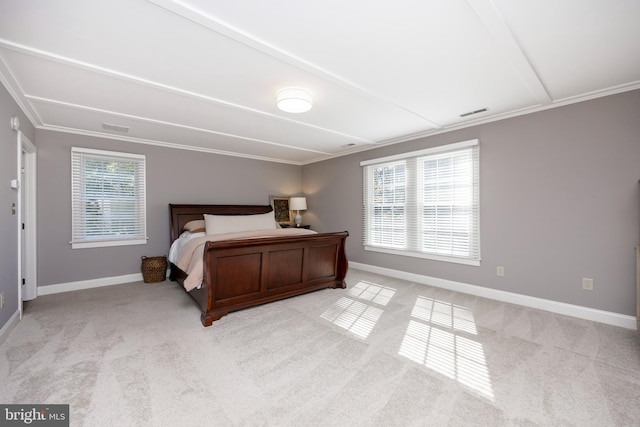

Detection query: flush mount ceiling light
(277, 87), (313, 113)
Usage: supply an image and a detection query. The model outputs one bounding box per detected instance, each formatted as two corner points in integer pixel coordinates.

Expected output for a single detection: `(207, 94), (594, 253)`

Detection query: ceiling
(1, 1), (639, 165)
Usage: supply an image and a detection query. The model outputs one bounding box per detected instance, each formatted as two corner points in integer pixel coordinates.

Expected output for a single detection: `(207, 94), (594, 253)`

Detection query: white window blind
(362, 139), (480, 265)
(71, 147), (147, 249)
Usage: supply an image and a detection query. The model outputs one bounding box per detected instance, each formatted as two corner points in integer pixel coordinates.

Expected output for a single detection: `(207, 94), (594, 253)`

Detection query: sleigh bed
(168, 204), (349, 326)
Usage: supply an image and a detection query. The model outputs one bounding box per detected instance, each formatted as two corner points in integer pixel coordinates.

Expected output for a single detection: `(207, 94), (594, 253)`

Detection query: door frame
(17, 131), (37, 306)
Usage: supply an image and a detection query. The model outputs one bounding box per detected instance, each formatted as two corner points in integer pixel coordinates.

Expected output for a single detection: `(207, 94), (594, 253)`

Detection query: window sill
(71, 238), (148, 249)
(364, 245), (480, 266)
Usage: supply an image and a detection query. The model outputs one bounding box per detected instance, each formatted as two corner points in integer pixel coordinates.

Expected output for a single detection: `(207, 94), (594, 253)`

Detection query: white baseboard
(38, 273), (144, 296)
(0, 310), (20, 346)
(349, 261), (637, 330)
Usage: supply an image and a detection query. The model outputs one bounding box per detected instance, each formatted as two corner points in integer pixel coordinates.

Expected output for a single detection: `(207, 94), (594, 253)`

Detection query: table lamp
(289, 197), (307, 227)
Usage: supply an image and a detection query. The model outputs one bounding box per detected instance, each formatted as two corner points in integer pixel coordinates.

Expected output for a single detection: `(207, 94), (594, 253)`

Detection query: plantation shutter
(71, 147), (147, 249)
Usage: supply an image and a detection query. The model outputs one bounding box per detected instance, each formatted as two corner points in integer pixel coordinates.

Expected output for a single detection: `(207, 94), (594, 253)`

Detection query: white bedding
(168, 231), (205, 263)
(170, 228), (317, 291)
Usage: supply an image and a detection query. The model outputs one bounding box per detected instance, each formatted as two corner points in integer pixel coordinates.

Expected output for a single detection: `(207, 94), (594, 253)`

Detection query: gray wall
(303, 90), (640, 316)
(3, 87), (639, 335)
(36, 130), (302, 286)
(0, 86), (35, 328)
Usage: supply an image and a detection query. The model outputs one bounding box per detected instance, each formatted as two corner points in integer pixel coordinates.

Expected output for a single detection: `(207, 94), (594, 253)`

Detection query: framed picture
(269, 196), (291, 225)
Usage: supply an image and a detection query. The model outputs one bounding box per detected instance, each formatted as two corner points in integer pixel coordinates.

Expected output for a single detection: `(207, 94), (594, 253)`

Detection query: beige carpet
(1, 268), (639, 426)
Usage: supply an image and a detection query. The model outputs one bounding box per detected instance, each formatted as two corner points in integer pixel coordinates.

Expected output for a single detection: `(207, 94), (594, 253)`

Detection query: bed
(168, 204), (349, 326)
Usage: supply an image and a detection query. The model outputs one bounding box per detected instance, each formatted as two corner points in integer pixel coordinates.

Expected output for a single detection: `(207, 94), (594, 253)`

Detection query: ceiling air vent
(460, 108), (488, 118)
(102, 122), (130, 133)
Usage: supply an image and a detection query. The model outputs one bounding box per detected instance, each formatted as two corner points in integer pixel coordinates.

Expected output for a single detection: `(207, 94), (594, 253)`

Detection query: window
(362, 139), (480, 265)
(71, 147), (147, 249)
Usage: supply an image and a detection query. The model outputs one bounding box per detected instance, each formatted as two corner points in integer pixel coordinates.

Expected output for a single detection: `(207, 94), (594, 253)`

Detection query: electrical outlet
(496, 266), (505, 277)
(582, 278), (594, 291)
(0, 292), (4, 308)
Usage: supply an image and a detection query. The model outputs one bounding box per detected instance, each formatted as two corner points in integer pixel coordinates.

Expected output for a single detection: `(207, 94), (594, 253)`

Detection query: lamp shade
(277, 88), (312, 113)
(289, 197), (307, 211)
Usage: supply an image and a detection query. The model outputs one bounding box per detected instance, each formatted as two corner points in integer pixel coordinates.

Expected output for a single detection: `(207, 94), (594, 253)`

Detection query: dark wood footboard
(172, 231), (348, 326)
(168, 203), (348, 326)
(203, 231), (347, 326)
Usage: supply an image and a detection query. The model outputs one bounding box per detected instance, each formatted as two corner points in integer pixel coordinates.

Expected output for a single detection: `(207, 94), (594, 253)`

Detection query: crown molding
(28, 95), (330, 158)
(39, 125), (306, 165)
(380, 81), (640, 146)
(0, 55), (41, 128)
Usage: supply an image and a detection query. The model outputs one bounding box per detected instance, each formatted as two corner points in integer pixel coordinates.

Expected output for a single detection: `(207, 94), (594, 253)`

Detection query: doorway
(18, 132), (37, 309)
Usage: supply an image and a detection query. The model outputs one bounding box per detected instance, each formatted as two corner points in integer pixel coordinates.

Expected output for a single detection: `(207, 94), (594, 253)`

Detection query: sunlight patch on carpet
(346, 280), (396, 306)
(321, 281), (396, 339)
(398, 297), (494, 400)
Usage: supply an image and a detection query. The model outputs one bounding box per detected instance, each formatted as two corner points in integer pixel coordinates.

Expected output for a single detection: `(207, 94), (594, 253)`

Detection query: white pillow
(204, 212), (277, 235)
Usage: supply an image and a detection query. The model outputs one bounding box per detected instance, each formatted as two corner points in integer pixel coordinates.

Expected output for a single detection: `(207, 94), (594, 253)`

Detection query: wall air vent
(460, 108), (488, 118)
(102, 122), (130, 133)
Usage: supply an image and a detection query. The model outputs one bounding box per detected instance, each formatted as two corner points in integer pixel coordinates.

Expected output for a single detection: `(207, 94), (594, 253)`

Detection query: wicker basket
(141, 256), (167, 283)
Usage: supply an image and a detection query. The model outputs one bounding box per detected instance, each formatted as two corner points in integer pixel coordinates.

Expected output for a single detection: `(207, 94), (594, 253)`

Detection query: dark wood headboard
(169, 204), (273, 243)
